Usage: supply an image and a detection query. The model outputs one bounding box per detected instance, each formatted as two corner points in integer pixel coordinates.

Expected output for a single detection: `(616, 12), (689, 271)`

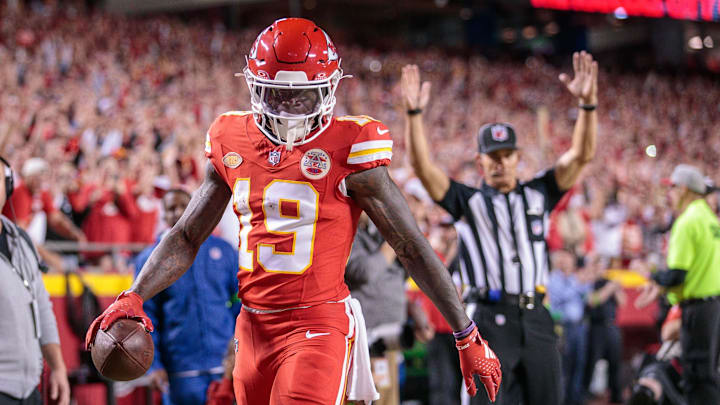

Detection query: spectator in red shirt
(2, 158), (85, 243)
(81, 157), (135, 261)
(548, 187), (594, 255)
(127, 167), (161, 244)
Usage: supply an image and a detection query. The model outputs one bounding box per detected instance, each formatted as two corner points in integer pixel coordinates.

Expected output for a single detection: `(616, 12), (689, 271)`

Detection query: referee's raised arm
(400, 64), (450, 202)
(554, 51), (599, 190)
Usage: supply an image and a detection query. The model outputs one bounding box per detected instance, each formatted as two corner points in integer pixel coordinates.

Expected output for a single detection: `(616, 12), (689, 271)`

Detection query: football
(90, 319), (154, 381)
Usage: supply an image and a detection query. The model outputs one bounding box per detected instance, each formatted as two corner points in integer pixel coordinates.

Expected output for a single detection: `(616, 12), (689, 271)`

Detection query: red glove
(85, 291), (153, 350)
(206, 378), (235, 405)
(456, 325), (502, 402)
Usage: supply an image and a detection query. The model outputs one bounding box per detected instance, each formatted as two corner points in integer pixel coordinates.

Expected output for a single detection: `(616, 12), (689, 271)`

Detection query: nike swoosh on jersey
(305, 330), (331, 339)
(376, 127), (389, 135)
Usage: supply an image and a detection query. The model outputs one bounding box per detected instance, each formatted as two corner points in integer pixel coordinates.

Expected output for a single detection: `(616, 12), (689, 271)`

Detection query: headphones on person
(0, 156), (14, 200)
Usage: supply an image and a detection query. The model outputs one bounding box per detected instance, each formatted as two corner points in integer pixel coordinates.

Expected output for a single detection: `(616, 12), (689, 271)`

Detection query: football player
(86, 18), (501, 404)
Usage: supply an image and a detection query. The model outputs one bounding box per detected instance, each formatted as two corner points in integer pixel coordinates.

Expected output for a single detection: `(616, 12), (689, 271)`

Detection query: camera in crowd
(627, 353), (685, 405)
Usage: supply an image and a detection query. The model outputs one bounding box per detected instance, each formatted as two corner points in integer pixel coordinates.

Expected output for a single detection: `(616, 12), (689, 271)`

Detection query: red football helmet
(242, 18), (344, 150)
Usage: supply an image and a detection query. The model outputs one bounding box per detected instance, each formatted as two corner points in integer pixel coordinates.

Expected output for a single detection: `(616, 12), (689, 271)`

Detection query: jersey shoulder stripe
(349, 140), (393, 154)
(221, 110), (252, 117)
(347, 139), (393, 165)
(347, 150), (393, 165)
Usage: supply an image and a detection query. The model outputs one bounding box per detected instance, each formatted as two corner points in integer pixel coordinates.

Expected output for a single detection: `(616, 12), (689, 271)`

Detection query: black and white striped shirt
(438, 169), (567, 295)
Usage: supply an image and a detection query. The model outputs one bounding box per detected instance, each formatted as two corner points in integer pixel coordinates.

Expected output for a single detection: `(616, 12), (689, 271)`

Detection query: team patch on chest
(223, 152), (243, 168)
(300, 148), (331, 180)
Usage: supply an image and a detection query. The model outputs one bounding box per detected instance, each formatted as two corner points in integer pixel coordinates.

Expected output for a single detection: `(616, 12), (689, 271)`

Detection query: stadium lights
(369, 60), (382, 73)
(613, 7), (628, 20)
(704, 36), (714, 48)
(689, 36), (703, 50)
(645, 145), (657, 158)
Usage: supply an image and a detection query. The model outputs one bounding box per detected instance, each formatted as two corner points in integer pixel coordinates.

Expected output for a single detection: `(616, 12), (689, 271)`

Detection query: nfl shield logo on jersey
(268, 150), (282, 166)
(300, 149), (331, 180)
(491, 125), (509, 142)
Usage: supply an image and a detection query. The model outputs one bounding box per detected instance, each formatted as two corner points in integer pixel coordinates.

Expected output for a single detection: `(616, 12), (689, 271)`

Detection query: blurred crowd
(1, 0), (719, 272)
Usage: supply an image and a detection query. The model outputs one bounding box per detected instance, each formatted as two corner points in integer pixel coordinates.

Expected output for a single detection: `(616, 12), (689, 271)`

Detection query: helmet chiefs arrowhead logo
(321, 29), (339, 61)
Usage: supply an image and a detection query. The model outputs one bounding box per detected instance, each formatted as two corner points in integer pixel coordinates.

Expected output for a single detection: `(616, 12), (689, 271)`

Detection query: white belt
(242, 304), (312, 314)
(242, 296), (350, 314)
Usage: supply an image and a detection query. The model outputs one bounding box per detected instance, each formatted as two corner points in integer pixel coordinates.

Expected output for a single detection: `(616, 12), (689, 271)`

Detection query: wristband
(407, 108), (423, 116)
(579, 104), (597, 111)
(453, 320), (476, 340)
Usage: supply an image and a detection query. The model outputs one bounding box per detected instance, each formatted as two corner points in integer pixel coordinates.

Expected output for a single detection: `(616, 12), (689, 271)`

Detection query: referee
(637, 164), (720, 405)
(400, 51), (598, 405)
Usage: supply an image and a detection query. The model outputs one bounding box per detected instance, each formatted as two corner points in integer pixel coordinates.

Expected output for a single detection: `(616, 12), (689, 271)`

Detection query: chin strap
(283, 123), (301, 151)
(274, 116), (312, 151)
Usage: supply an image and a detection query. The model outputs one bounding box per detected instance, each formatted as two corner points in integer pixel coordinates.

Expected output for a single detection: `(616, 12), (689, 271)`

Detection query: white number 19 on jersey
(232, 179), (319, 274)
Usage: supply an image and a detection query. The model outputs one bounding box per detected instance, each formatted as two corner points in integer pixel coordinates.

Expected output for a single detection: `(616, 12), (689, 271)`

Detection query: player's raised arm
(400, 64), (450, 202)
(85, 163), (231, 349)
(345, 166), (501, 401)
(554, 51), (598, 190)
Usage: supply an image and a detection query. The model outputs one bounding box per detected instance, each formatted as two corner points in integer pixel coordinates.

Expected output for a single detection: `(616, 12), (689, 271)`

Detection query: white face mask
(244, 67), (345, 151)
(262, 89), (322, 151)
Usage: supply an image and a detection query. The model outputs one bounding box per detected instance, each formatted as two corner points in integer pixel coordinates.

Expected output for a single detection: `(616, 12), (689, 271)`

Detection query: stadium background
(1, 0), (719, 403)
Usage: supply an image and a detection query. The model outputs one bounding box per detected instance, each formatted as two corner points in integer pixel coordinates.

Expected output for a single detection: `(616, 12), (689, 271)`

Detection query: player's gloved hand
(455, 321), (502, 402)
(85, 291), (154, 350)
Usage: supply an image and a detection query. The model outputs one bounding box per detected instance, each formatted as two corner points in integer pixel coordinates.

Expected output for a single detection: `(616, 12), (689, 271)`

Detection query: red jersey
(2, 183), (56, 224)
(206, 112), (393, 310)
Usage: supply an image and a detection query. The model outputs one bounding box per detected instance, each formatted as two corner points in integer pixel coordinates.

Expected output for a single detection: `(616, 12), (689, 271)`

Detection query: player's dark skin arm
(346, 166), (471, 331)
(130, 164), (231, 300)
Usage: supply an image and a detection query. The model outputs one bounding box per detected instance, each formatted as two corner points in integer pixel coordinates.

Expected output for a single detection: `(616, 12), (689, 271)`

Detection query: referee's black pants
(681, 299), (720, 405)
(0, 389), (41, 405)
(463, 302), (562, 405)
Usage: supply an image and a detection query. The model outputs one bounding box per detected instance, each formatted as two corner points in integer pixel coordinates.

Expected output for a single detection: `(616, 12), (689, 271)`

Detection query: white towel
(346, 298), (380, 404)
